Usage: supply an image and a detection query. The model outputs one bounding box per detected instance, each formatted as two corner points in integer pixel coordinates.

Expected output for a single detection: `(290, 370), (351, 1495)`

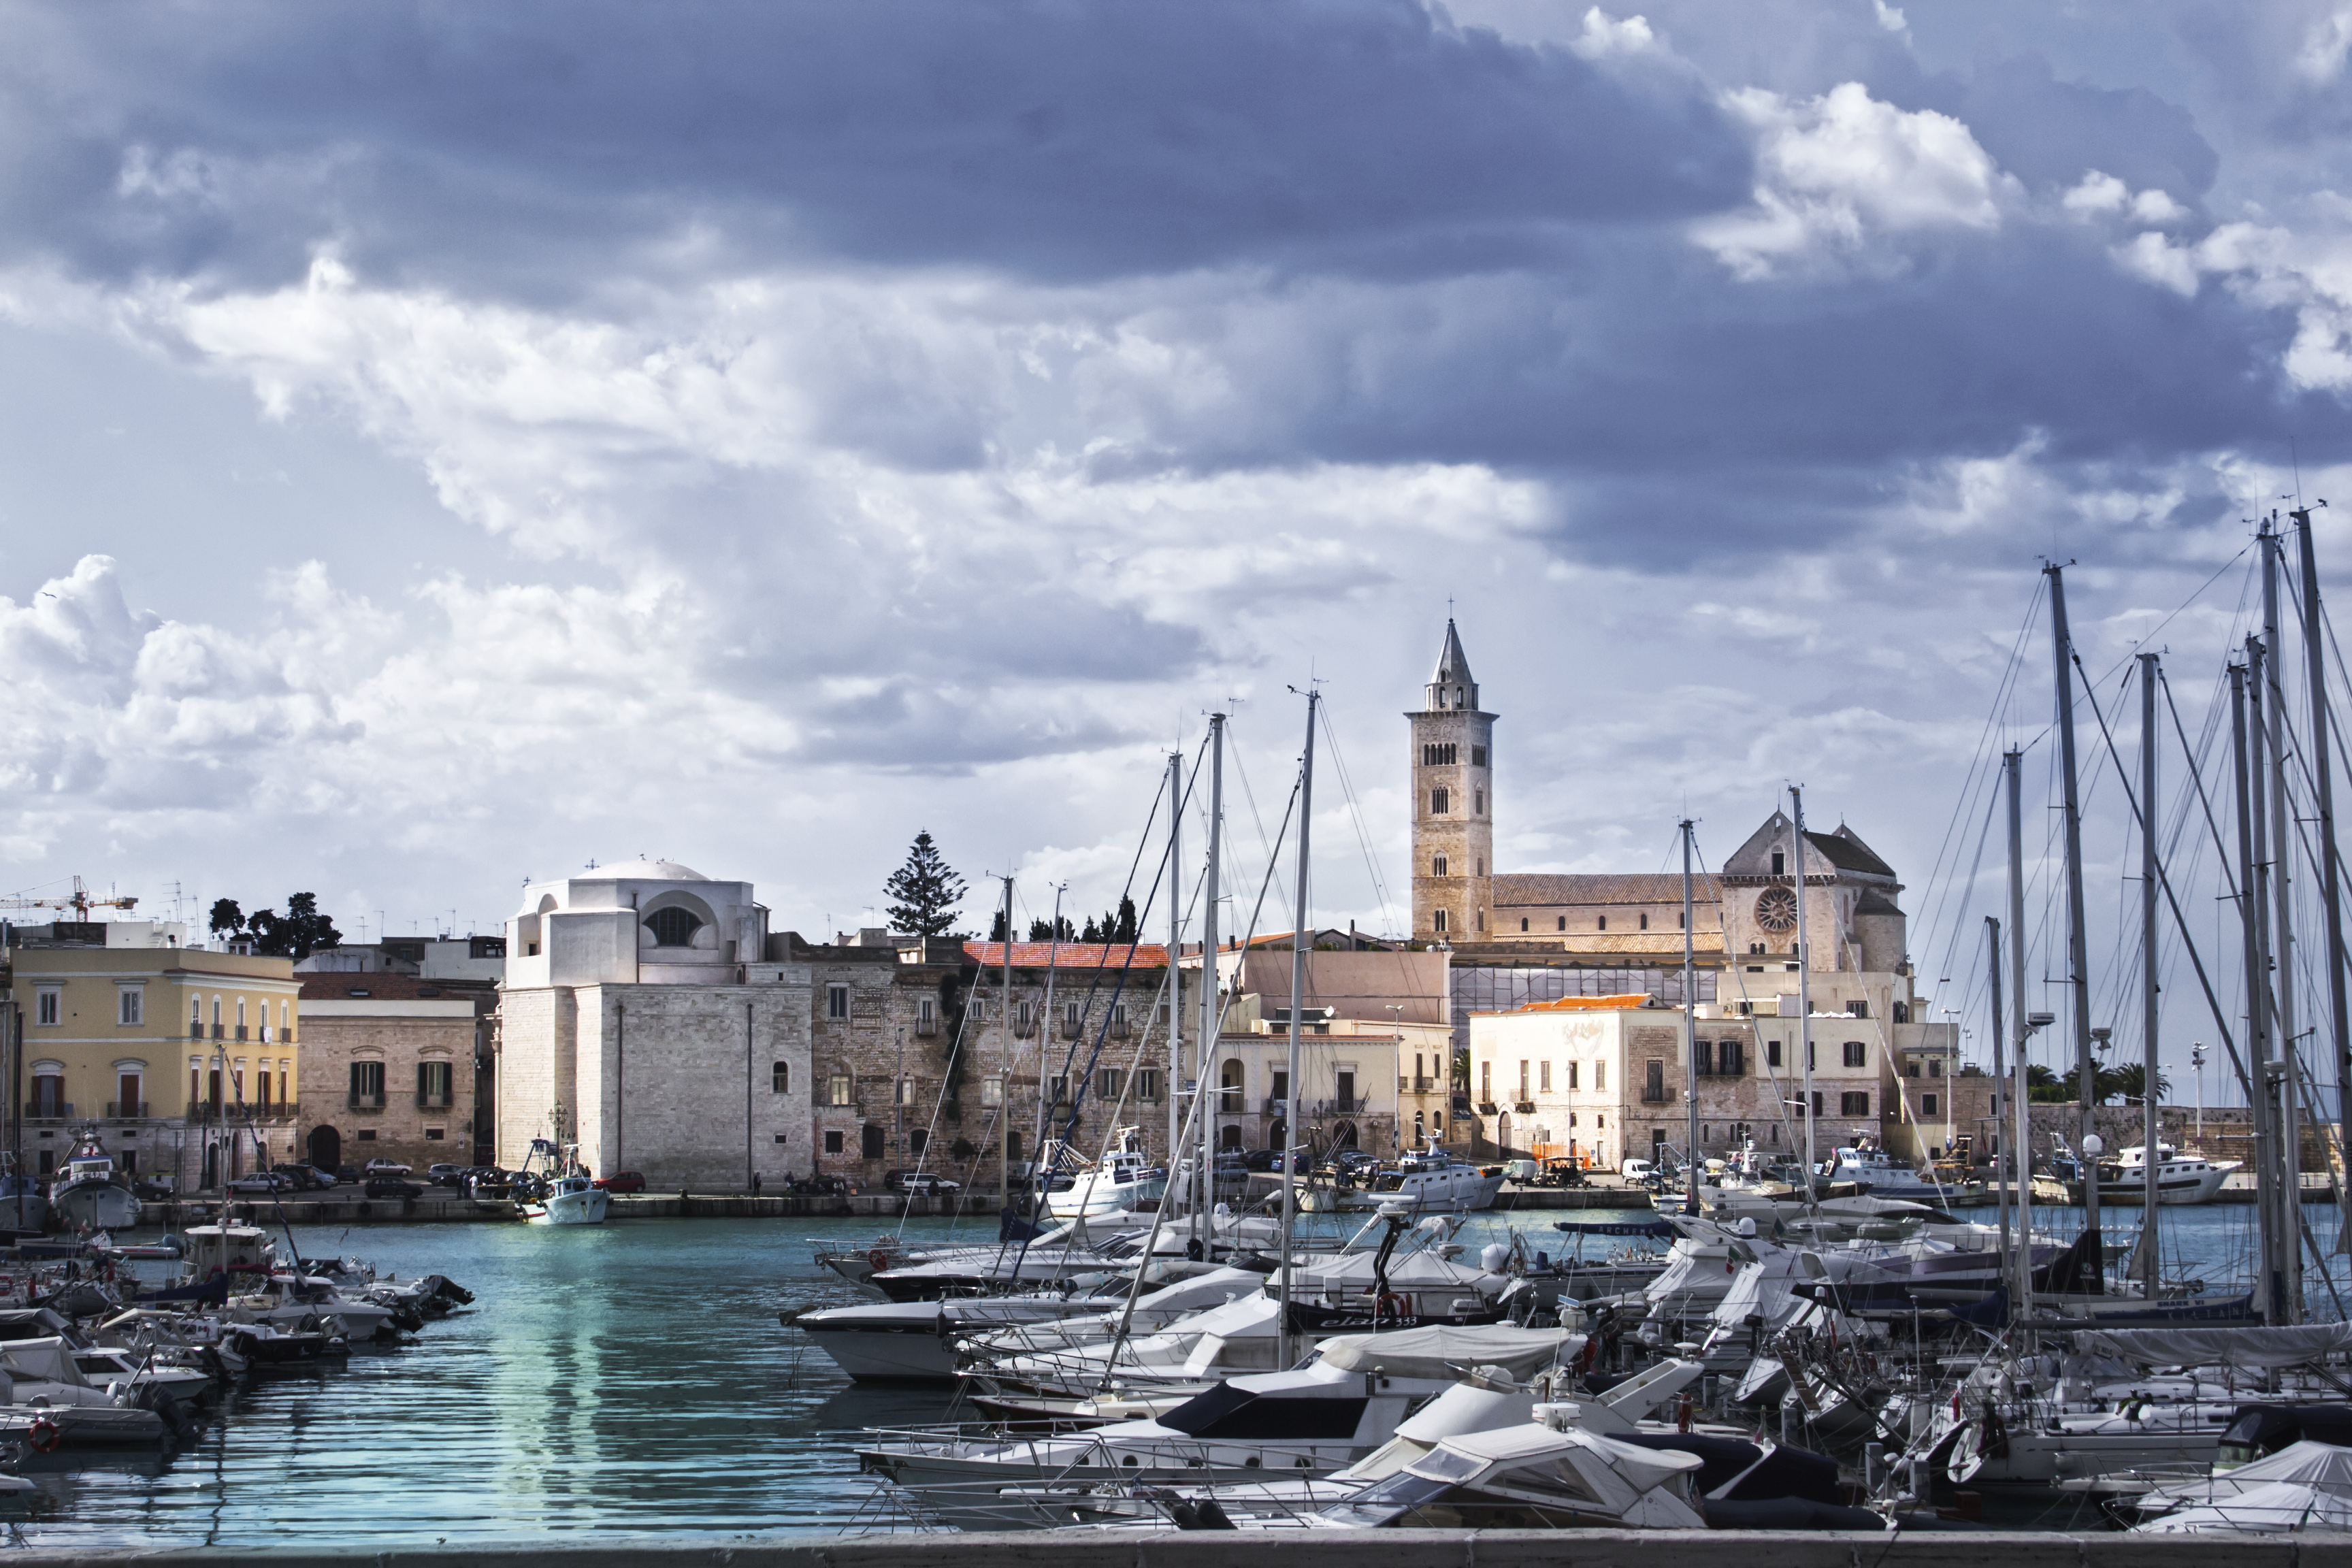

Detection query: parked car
(364, 1176), (423, 1200)
(465, 1167), (511, 1196)
(427, 1163), (468, 1188)
(337, 1164), (363, 1184)
(897, 1173), (961, 1196)
(1241, 1148), (1290, 1173)
(1316, 1149), (1379, 1181)
(1619, 1157), (1655, 1181)
(266, 1164), (321, 1191)
(227, 1171), (291, 1194)
(591, 1171), (647, 1193)
(130, 1177), (176, 1201)
(364, 1158), (413, 1177)
(789, 1174), (854, 1196)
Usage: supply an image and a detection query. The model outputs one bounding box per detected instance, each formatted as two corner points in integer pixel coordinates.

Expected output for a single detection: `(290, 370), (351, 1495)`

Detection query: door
(308, 1124), (342, 1172)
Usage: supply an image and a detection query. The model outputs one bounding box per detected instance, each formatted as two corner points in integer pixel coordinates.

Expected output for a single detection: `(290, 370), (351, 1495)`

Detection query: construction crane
(0, 877), (137, 920)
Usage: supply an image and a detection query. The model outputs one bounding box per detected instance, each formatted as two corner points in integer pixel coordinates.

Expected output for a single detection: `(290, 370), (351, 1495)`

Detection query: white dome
(604, 858), (707, 881)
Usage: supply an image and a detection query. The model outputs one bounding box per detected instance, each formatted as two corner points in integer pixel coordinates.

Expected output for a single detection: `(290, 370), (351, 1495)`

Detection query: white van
(1620, 1157), (1655, 1181)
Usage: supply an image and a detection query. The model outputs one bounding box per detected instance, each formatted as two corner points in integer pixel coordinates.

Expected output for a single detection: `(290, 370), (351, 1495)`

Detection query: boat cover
(2134, 1480), (2352, 1534)
(2073, 1322), (2352, 1369)
(2140, 1440), (2352, 1512)
(1317, 1324), (1577, 1381)
(1554, 1220), (1675, 1238)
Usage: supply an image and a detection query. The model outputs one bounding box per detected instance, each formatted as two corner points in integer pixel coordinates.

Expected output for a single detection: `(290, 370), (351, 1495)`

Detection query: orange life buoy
(1375, 1292), (1409, 1320)
(28, 1417), (61, 1454)
(868, 1247), (890, 1273)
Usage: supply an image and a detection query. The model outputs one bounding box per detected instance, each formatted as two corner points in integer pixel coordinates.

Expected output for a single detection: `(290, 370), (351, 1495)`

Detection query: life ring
(28, 1418), (61, 1454)
(1374, 1292), (1409, 1321)
(867, 1248), (890, 1273)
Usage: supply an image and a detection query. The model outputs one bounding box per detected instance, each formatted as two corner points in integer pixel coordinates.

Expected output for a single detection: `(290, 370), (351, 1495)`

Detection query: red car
(592, 1171), (647, 1193)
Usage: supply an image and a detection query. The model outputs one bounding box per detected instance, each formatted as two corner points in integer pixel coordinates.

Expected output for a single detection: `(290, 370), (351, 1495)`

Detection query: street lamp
(2191, 1043), (2206, 1144)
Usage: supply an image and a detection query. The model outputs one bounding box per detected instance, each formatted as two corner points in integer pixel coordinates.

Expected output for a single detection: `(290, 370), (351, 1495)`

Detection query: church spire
(1425, 618), (1478, 711)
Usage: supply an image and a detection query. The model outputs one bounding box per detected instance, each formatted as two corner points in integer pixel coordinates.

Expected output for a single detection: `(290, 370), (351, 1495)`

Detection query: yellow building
(4, 924), (301, 1190)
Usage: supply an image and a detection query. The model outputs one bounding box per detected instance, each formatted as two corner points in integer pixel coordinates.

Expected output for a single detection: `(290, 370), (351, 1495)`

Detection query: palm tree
(2103, 1062), (2170, 1105)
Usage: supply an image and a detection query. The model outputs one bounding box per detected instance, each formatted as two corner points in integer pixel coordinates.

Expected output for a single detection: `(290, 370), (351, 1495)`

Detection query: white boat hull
(52, 1183), (140, 1231)
(524, 1186), (610, 1225)
(1043, 1172), (1166, 1221)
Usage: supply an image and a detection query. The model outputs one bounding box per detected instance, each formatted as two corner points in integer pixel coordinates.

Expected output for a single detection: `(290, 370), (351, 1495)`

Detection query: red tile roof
(962, 942), (1169, 970)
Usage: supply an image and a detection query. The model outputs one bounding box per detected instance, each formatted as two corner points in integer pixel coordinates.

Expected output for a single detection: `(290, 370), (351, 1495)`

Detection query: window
(1692, 1039), (1712, 1077)
(1062, 1000), (1082, 1039)
(823, 1130), (844, 1155)
(1771, 850), (1785, 875)
(257, 1066), (272, 1109)
(1335, 1070), (1356, 1111)
(278, 1068), (289, 1105)
(1474, 789), (1484, 814)
(1433, 854), (1448, 877)
(1807, 1041), (1816, 1070)
(1846, 1000), (1869, 1018)
(1922, 1093), (1939, 1117)
(118, 1073), (142, 1117)
(1422, 742), (1457, 766)
(1568, 1061), (1579, 1089)
(774, 1133), (789, 1145)
(1767, 1039), (1782, 1068)
(118, 989), (142, 1026)
(1539, 1061), (1551, 1092)
(34, 990), (59, 1027)
(1904, 1060), (1919, 1078)
(861, 1124), (885, 1160)
(348, 1060), (385, 1109)
(1471, 745), (1487, 766)
(1480, 1061), (1491, 1100)
(425, 1128), (444, 1141)
(1098, 1068), (1124, 1100)
(190, 999), (202, 1040)
(1519, 917), (1529, 932)
(1557, 916), (1566, 931)
(828, 1074), (853, 1106)
(772, 1061), (791, 1093)
(1109, 1004), (1128, 1038)
(1596, 915), (1606, 931)
(1595, 1060), (1605, 1091)
(1644, 1060), (1666, 1101)
(1840, 1091), (1871, 1116)
(895, 1077), (914, 1106)
(910, 1128), (928, 1156)
(1015, 1000), (1036, 1036)
(1475, 859), (1483, 875)
(29, 1075), (63, 1118)
(1810, 1091), (1823, 1116)
(1639, 913), (1648, 932)
(915, 998), (938, 1036)
(1134, 1068), (1160, 1100)
(1518, 1060), (1529, 1097)
(644, 907), (702, 947)
(1718, 1040), (1744, 1075)
(1431, 787), (1450, 814)
(1678, 912), (1685, 929)
(236, 998), (247, 1041)
(1433, 909), (1448, 933)
(1842, 1041), (1867, 1068)
(826, 984), (849, 1020)
(416, 1060), (453, 1109)
(1930, 1058), (1944, 1078)
(981, 1077), (1003, 1107)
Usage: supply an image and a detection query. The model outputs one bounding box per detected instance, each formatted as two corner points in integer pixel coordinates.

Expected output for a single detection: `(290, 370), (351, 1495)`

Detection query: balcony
(1640, 1088), (1671, 1105)
(1513, 1100), (1536, 1115)
(1477, 1101), (1498, 1116)
(27, 1102), (73, 1122)
(1262, 1097), (1288, 1117)
(347, 1093), (385, 1111)
(235, 1026), (248, 1043)
(105, 1100), (149, 1120)
(414, 1094), (453, 1111)
(184, 1100), (227, 1120)
(1218, 1090), (1244, 1113)
(913, 1015), (939, 1037)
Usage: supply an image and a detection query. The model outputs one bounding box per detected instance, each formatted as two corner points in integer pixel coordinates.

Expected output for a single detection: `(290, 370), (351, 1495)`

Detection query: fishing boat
(49, 1129), (141, 1230)
(515, 1139), (609, 1226)
(1041, 1131), (1166, 1221)
(2055, 1143), (2239, 1207)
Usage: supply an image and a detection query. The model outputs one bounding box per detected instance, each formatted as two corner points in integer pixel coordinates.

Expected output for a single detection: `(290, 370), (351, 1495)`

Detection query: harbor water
(5, 1203), (2351, 1548)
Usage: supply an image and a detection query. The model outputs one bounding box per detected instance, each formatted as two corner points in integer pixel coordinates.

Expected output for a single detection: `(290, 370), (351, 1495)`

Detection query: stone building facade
(1407, 621), (1495, 944)
(297, 974), (490, 1175)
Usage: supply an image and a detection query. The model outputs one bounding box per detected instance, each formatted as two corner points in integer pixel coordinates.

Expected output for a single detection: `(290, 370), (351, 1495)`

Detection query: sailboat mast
(2139, 651), (2161, 1285)
(2006, 748), (2034, 1316)
(2264, 526), (2304, 1319)
(2233, 660), (2285, 1321)
(1789, 787), (1815, 1191)
(1989, 915), (2009, 1260)
(1682, 817), (1698, 1216)
(1166, 751), (1184, 1173)
(2045, 564), (2102, 1269)
(1034, 883), (1064, 1220)
(2291, 506), (2351, 1257)
(998, 875), (1017, 1214)
(1197, 713), (1226, 1247)
(1278, 690), (1318, 1365)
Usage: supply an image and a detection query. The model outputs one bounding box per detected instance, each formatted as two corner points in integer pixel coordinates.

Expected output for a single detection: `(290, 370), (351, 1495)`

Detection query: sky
(3, 0), (2352, 1091)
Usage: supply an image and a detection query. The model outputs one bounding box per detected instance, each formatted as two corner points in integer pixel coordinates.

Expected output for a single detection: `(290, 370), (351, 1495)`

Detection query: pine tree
(208, 898), (245, 938)
(884, 830), (968, 937)
(1081, 915), (1102, 942)
(990, 909), (1009, 942)
(1112, 896), (1139, 943)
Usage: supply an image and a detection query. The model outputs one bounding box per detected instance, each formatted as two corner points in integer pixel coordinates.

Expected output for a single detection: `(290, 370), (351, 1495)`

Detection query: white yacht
(2096, 1144), (2240, 1206)
(1823, 1141), (1964, 1205)
(523, 1173), (610, 1226)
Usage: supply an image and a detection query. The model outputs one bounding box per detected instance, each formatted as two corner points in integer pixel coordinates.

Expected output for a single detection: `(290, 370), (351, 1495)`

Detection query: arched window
(1556, 916), (1567, 932)
(771, 1061), (790, 1094)
(1433, 909), (1448, 933)
(190, 998), (203, 1040)
(1432, 854), (1448, 877)
(644, 908), (702, 947)
(1520, 917), (1528, 931)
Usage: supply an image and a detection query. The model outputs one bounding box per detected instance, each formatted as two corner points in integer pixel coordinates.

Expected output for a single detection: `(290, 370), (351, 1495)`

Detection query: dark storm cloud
(0, 0), (1748, 297)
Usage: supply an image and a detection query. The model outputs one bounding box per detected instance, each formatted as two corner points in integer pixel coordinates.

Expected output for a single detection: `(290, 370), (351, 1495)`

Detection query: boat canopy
(1317, 1324), (1578, 1382)
(2073, 1322), (2352, 1369)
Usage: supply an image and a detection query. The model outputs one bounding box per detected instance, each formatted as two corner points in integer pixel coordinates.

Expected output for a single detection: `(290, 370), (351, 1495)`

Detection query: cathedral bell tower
(1408, 619), (1494, 944)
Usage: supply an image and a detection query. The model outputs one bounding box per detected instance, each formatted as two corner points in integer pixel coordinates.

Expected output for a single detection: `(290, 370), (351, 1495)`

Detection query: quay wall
(0, 1529), (2337, 1568)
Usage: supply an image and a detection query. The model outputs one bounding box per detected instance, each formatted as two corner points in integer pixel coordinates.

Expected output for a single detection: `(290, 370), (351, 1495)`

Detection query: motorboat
(1822, 1141), (1964, 1205)
(522, 1173), (610, 1226)
(1297, 1145), (1504, 1213)
(1041, 1131), (1167, 1221)
(2069, 1144), (2240, 1207)
(791, 1294), (1118, 1383)
(0, 1155), (50, 1233)
(858, 1324), (1584, 1529)
(48, 1130), (141, 1231)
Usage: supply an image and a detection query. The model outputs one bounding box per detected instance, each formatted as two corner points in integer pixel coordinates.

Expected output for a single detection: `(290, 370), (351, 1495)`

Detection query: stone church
(1407, 618), (1911, 981)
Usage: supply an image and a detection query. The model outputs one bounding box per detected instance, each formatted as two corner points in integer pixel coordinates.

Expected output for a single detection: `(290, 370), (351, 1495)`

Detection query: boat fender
(26, 1418), (59, 1455)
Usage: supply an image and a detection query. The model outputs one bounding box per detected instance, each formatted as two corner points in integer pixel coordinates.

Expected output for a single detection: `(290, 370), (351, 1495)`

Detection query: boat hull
(523, 1187), (610, 1225)
(52, 1183), (140, 1231)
